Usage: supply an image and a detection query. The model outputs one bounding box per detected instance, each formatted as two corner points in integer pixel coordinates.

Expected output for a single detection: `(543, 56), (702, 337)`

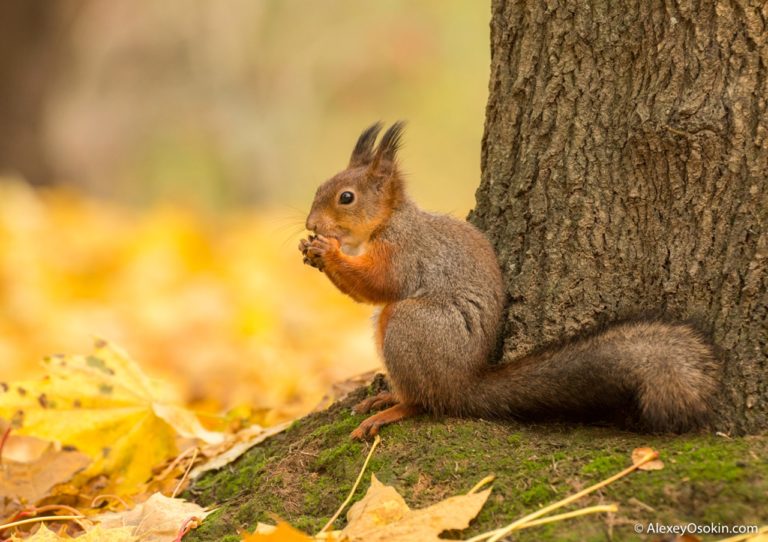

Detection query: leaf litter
(0, 340), (277, 540)
(2, 341), (766, 541)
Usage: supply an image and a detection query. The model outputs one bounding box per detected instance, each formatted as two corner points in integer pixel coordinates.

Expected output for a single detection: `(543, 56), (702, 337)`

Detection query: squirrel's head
(305, 122), (407, 250)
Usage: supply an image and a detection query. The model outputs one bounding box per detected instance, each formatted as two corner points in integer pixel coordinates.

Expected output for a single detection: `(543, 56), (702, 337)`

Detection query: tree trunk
(470, 0), (768, 435)
(0, 1), (81, 186)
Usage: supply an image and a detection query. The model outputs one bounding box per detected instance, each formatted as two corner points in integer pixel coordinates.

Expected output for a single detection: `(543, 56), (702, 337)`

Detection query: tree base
(185, 383), (768, 541)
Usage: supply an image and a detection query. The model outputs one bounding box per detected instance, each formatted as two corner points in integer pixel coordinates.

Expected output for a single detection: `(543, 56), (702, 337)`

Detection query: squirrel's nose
(305, 215), (317, 232)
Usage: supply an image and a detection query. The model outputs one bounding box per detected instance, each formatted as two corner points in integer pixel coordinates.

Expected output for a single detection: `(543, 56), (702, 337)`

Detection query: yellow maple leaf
(341, 474), (490, 542)
(240, 521), (316, 541)
(0, 340), (222, 494)
(244, 475), (489, 542)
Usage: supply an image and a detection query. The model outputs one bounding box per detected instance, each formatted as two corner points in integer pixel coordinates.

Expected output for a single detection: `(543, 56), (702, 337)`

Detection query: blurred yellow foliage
(0, 179), (379, 424)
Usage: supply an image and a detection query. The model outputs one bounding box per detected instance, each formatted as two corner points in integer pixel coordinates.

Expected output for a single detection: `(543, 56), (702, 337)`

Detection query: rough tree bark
(470, 1), (767, 434)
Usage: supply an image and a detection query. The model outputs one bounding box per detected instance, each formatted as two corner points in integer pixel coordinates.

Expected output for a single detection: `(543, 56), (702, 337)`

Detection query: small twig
(33, 505), (91, 532)
(485, 450), (659, 542)
(172, 448), (199, 498)
(465, 504), (618, 542)
(319, 435), (381, 533)
(1, 505), (90, 533)
(157, 445), (199, 481)
(28, 505), (83, 518)
(627, 497), (655, 512)
(0, 515), (85, 532)
(1, 508), (35, 526)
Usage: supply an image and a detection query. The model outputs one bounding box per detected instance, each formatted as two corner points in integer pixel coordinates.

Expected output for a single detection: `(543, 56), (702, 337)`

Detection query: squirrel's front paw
(299, 236), (322, 270)
(300, 235), (340, 271)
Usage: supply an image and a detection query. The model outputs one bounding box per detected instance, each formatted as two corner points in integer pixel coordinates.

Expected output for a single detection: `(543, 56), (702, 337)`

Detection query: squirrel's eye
(339, 191), (355, 205)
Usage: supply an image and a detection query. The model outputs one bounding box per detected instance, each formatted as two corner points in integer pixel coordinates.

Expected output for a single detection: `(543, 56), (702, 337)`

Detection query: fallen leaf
(631, 447), (664, 471)
(8, 525), (136, 541)
(191, 421), (291, 480)
(341, 474), (490, 542)
(7, 525), (59, 542)
(240, 521), (315, 541)
(0, 340), (223, 494)
(0, 444), (90, 516)
(0, 432), (53, 463)
(74, 526), (137, 541)
(93, 492), (210, 542)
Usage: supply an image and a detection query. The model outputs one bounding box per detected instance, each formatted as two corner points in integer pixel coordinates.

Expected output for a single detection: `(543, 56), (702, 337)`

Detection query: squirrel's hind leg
(353, 391), (399, 414)
(350, 403), (422, 440)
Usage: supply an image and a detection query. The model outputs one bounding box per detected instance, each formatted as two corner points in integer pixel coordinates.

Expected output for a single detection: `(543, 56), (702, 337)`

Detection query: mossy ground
(185, 383), (768, 541)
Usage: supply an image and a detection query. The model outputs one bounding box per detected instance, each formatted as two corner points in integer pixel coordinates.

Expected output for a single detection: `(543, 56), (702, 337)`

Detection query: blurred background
(0, 1), (489, 424)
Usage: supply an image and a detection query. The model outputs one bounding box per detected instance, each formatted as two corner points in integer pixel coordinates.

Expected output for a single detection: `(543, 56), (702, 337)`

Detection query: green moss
(581, 453), (625, 477)
(184, 387), (768, 541)
(519, 482), (555, 506)
(315, 440), (361, 471)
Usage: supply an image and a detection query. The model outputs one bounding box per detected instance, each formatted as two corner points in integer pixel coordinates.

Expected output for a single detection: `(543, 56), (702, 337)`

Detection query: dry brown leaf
(631, 447), (664, 471)
(0, 444), (90, 517)
(341, 474), (490, 542)
(0, 433), (53, 463)
(6, 525), (61, 542)
(8, 525), (136, 542)
(92, 492), (210, 541)
(190, 420), (291, 480)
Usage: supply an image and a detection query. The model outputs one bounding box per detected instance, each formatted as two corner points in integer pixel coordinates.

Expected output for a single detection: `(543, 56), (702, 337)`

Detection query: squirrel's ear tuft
(370, 121), (406, 172)
(349, 122), (384, 167)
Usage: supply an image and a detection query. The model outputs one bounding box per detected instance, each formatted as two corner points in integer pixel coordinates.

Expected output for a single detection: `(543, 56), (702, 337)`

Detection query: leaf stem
(467, 475), (495, 495)
(0, 515), (86, 531)
(465, 504), (618, 542)
(485, 450), (658, 542)
(319, 434), (381, 533)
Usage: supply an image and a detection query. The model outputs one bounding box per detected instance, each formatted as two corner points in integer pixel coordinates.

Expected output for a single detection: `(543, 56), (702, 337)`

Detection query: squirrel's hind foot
(353, 391), (398, 414)
(351, 403), (422, 440)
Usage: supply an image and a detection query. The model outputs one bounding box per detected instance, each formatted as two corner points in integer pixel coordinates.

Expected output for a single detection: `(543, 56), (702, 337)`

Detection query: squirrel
(299, 121), (720, 440)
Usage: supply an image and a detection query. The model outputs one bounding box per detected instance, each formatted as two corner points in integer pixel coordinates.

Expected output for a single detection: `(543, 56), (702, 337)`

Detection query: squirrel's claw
(350, 403), (421, 440)
(299, 236), (327, 270)
(300, 234), (340, 272)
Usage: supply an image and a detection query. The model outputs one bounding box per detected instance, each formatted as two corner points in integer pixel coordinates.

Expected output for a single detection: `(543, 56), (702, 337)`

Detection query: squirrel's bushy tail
(473, 321), (720, 433)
